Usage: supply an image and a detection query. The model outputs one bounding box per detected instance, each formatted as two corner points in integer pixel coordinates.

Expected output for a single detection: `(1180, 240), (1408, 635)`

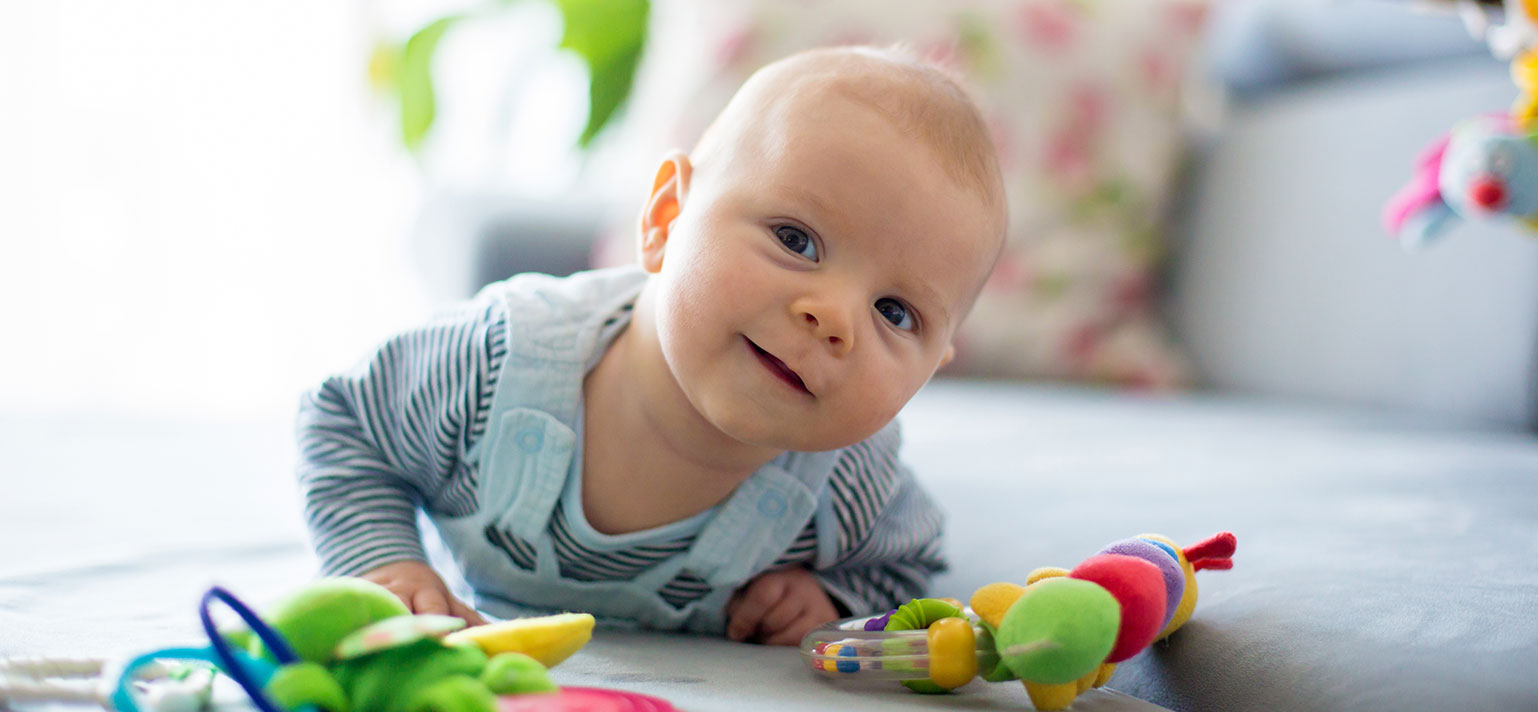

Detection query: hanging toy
(799, 531), (1237, 711)
(1385, 0), (1538, 247)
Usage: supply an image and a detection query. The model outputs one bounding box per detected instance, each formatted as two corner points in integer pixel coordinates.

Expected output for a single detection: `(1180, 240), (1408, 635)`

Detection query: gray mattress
(4, 380), (1536, 711)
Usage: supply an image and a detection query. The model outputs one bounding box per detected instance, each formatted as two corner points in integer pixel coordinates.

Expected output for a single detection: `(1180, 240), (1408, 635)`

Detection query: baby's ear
(638, 151), (692, 273)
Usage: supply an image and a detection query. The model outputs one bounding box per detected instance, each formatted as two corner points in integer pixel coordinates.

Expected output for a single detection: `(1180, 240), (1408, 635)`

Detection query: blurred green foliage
(368, 0), (650, 153)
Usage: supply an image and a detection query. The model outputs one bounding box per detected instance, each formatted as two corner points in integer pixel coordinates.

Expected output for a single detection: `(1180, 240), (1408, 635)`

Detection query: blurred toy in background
(1387, 0), (1538, 247)
(1446, 0), (1538, 60)
(1383, 113), (1538, 247)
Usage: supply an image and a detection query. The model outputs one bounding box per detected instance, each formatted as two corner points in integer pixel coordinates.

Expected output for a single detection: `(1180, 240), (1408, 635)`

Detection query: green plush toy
(226, 578), (593, 712)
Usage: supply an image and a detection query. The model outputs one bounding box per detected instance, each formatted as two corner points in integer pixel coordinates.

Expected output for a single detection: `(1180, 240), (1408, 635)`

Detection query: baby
(296, 45), (1006, 646)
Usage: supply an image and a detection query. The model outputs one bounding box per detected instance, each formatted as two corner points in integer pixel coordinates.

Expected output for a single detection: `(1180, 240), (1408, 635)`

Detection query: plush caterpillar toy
(802, 531), (1237, 711)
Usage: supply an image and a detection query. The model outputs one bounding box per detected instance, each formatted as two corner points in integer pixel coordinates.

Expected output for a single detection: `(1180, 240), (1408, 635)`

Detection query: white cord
(0, 677), (111, 707)
(0, 656), (214, 712)
(0, 657), (116, 710)
(0, 658), (107, 679)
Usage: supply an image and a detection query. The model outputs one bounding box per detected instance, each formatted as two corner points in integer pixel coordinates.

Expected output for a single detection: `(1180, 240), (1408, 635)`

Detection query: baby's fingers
(448, 597), (488, 626)
(759, 613), (822, 647)
(411, 587), (451, 616)
(727, 577), (787, 642)
(757, 597), (805, 641)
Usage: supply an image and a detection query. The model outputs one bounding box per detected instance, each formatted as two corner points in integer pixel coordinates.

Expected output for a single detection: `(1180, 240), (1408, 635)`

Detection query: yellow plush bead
(1023, 680), (1080, 711)
(1075, 669), (1096, 693)
(1094, 662), (1117, 688)
(969, 583), (1026, 627)
(1140, 534), (1199, 639)
(925, 617), (977, 690)
(1026, 567), (1071, 585)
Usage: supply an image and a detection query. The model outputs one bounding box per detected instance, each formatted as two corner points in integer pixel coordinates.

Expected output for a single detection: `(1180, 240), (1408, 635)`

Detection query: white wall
(0, 1), (587, 419)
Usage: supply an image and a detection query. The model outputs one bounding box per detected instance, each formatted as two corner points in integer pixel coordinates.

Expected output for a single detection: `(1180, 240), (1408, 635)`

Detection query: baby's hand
(726, 567), (840, 646)
(359, 560), (487, 626)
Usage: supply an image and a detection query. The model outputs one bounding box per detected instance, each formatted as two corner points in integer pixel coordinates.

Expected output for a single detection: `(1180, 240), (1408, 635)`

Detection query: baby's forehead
(697, 48), (1004, 214)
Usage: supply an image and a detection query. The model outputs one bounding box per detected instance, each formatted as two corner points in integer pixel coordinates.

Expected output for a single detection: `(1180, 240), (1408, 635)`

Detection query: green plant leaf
(398, 14), (463, 152)
(554, 0), (648, 146)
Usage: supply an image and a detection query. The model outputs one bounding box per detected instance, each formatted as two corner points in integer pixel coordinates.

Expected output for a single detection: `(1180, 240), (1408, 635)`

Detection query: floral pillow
(603, 0), (1211, 388)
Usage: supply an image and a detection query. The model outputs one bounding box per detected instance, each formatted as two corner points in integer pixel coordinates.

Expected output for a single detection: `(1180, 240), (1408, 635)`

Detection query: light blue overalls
(427, 268), (841, 633)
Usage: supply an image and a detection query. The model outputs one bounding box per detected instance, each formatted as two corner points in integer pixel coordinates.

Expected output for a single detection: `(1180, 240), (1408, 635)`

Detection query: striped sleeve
(296, 297), (506, 577)
(812, 421), (948, 616)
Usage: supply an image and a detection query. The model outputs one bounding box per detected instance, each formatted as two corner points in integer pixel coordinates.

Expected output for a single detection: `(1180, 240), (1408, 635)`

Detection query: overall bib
(427, 269), (839, 633)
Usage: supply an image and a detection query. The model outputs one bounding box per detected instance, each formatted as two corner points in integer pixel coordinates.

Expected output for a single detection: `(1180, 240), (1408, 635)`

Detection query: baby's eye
(775, 225), (818, 261)
(875, 298), (915, 331)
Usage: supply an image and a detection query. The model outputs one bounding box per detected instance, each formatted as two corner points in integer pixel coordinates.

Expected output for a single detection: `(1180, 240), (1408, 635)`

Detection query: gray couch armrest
(412, 192), (608, 300)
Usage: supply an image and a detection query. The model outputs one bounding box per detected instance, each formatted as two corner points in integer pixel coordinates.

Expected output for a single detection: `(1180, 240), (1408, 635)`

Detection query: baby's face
(647, 95), (1001, 453)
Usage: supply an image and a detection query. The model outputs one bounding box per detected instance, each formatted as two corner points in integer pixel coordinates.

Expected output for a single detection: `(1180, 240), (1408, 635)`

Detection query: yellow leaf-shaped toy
(444, 613), (595, 668)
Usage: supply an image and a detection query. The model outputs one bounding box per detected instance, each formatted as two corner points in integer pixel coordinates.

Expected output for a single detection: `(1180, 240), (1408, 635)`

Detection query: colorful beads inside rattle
(808, 641), (869, 674)
(836, 645), (859, 673)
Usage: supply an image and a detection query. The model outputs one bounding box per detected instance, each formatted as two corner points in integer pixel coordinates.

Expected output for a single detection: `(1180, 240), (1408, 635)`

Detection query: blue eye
(875, 298), (914, 331)
(775, 225), (818, 261)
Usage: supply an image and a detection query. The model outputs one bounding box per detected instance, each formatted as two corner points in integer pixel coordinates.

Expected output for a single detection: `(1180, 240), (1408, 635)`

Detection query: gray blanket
(5, 380), (1536, 711)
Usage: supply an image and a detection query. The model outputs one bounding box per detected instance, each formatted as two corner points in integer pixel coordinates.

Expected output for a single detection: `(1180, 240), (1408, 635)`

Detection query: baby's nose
(799, 306), (852, 356)
(804, 312), (846, 350)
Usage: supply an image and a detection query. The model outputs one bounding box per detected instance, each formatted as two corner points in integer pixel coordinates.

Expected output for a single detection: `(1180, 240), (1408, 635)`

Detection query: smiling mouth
(745, 337), (811, 395)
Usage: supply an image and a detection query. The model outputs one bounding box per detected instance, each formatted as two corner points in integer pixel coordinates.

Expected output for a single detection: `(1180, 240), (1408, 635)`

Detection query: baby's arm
(296, 298), (504, 621)
(810, 423), (948, 620)
(727, 423), (947, 645)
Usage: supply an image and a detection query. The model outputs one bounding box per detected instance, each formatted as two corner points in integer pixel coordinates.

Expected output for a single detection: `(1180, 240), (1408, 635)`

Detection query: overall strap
(655, 450), (839, 588)
(473, 268), (648, 540)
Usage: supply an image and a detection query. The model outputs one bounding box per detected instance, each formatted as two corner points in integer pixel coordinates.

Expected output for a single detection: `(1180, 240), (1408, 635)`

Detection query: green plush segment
(402, 675), (496, 712)
(974, 624), (1018, 683)
(481, 652), (557, 695)
(257, 578), (412, 664)
(886, 598), (964, 633)
(900, 679), (951, 695)
(222, 627), (256, 657)
(996, 578), (1119, 685)
(335, 640), (488, 712)
(265, 662), (349, 712)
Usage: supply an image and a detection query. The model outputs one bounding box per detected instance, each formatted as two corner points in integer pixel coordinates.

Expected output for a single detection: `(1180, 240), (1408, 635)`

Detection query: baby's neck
(578, 305), (783, 536)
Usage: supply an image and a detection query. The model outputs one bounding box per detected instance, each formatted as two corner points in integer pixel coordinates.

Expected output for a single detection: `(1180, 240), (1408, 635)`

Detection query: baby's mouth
(745, 337), (811, 395)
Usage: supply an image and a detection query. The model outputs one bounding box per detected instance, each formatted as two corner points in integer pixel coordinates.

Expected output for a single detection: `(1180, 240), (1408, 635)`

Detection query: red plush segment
(1183, 531), (1237, 567)
(1069, 554), (1167, 663)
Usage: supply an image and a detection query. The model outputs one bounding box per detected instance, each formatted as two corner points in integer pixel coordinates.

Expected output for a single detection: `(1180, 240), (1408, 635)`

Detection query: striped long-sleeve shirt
(296, 289), (948, 617)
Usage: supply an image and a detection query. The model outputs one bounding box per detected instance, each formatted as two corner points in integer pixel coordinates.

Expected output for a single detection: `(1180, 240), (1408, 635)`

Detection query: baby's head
(634, 46), (1006, 453)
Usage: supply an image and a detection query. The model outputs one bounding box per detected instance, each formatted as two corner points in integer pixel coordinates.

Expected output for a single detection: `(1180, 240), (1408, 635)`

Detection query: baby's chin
(703, 404), (882, 454)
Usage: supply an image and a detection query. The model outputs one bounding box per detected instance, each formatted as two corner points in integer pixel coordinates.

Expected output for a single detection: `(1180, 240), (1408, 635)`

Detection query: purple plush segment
(1099, 538), (1184, 629)
(865, 610), (895, 631)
